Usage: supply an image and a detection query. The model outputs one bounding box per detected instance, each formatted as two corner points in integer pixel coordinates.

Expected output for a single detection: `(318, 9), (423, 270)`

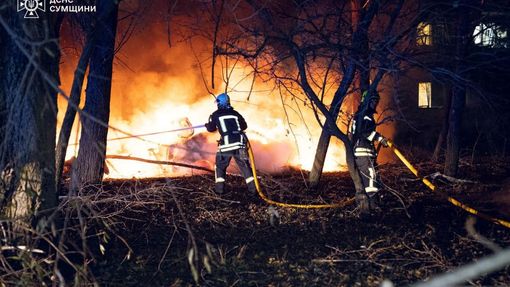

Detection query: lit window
(418, 82), (432, 108)
(417, 22), (432, 46)
(473, 23), (508, 48)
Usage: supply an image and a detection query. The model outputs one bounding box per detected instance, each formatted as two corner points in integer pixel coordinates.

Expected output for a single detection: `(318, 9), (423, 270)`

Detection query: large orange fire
(57, 13), (393, 179)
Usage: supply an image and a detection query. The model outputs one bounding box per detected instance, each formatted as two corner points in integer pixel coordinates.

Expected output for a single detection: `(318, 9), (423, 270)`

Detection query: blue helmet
(215, 93), (231, 108)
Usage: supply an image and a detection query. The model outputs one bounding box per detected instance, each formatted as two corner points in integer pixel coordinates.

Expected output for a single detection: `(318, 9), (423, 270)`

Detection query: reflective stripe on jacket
(206, 107), (248, 152)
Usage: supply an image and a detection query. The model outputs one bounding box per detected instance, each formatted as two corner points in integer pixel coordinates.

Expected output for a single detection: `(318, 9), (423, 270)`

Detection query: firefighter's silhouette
(350, 91), (389, 210)
(205, 93), (256, 194)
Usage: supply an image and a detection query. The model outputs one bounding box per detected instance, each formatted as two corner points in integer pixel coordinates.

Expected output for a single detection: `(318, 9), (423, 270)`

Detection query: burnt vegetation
(7, 159), (510, 286)
(1, 0), (510, 286)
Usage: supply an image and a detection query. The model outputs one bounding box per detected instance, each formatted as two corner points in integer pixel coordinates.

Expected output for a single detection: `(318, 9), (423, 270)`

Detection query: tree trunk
(292, 48), (366, 202)
(0, 2), (62, 223)
(355, 0), (370, 94)
(444, 86), (466, 176)
(308, 131), (332, 188)
(444, 1), (479, 176)
(0, 17), (5, 156)
(308, 63), (357, 189)
(71, 0), (119, 191)
(55, 34), (94, 189)
(432, 90), (452, 162)
(308, 0), (371, 188)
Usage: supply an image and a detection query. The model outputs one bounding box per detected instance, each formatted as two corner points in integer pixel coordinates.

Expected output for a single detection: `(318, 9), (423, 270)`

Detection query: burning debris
(63, 156), (110, 179)
(167, 133), (216, 173)
(56, 15), (368, 179)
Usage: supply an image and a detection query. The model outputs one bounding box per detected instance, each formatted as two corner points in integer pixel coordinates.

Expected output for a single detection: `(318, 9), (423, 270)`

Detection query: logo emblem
(17, 0), (46, 19)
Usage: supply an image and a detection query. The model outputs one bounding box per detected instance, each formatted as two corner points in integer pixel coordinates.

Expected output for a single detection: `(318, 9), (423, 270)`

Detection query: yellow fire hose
(246, 141), (355, 209)
(246, 137), (510, 229)
(387, 140), (510, 229)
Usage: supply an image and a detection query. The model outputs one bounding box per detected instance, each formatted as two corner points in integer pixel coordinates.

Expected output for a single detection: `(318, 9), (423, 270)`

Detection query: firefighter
(351, 90), (389, 210)
(205, 93), (256, 194)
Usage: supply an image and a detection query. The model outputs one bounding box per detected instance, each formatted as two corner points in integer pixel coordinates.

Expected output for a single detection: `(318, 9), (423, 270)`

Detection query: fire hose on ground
(246, 138), (355, 209)
(247, 137), (510, 228)
(386, 140), (510, 229)
(101, 122), (510, 228)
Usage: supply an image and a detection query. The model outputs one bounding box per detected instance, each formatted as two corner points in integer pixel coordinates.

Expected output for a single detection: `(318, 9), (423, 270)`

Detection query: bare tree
(0, 1), (62, 223)
(443, 0), (483, 176)
(432, 92), (451, 162)
(308, 0), (376, 189)
(199, 0), (417, 210)
(412, 0), (510, 171)
(55, 30), (94, 189)
(71, 0), (119, 191)
(55, 1), (121, 190)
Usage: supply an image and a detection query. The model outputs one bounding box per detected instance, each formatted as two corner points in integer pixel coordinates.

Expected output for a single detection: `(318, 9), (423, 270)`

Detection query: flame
(56, 17), (392, 179)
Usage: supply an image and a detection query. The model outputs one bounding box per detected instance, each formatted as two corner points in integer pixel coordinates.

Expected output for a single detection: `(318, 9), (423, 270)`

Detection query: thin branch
(410, 248), (510, 287)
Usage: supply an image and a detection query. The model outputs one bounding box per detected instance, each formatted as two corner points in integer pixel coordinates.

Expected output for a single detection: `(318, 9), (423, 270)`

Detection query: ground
(62, 157), (510, 286)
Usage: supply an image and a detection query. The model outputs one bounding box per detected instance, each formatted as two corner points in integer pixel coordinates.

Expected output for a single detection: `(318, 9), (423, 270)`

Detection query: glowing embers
(167, 133), (216, 173)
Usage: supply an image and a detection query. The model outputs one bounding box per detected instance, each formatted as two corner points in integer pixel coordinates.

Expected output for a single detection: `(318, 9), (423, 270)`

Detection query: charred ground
(61, 157), (510, 286)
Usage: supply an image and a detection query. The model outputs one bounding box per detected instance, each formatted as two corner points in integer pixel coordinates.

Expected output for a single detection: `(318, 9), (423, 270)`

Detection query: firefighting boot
(215, 182), (225, 194)
(368, 193), (380, 211)
(355, 192), (370, 215)
(247, 181), (257, 194)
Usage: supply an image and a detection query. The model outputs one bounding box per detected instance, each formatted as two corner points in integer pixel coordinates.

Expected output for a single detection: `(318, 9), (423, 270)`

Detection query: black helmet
(361, 90), (380, 103)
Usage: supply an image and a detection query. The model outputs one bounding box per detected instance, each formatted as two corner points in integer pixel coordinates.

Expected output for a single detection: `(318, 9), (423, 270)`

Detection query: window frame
(418, 82), (433, 109)
(473, 22), (508, 48)
(417, 22), (433, 46)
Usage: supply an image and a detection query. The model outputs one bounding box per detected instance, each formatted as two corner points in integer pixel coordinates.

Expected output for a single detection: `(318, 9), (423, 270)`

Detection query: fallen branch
(410, 248), (510, 287)
(428, 172), (477, 184)
(465, 217), (502, 252)
(105, 155), (214, 173)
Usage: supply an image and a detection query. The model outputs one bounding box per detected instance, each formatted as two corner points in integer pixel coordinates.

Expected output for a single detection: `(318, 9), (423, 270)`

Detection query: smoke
(166, 133), (295, 174)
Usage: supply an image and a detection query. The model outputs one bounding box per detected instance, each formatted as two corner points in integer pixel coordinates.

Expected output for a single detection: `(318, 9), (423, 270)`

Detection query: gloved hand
(380, 137), (389, 147)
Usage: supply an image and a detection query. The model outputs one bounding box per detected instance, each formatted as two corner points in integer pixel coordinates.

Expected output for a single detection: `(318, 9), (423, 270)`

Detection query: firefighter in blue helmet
(205, 93), (256, 194)
(350, 90), (389, 210)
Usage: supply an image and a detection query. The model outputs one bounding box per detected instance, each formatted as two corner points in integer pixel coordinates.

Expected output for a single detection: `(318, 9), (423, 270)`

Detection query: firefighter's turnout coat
(351, 111), (384, 197)
(206, 107), (255, 194)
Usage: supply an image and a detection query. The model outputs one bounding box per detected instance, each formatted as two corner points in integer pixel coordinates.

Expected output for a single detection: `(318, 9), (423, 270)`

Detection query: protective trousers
(355, 155), (379, 198)
(214, 148), (256, 194)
